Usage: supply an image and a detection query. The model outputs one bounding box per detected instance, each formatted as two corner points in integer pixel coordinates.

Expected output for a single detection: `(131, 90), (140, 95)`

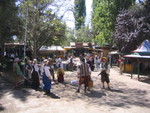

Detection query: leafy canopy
(92, 0), (135, 46)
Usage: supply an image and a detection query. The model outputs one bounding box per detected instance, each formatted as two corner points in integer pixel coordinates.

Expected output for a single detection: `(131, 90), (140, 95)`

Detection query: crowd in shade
(12, 53), (111, 95)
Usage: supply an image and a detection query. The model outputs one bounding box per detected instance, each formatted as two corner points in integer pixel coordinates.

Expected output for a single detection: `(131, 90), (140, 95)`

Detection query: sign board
(75, 42), (83, 48)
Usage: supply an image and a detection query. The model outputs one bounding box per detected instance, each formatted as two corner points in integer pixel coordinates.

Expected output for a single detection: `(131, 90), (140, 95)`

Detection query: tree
(114, 0), (150, 54)
(19, 0), (66, 58)
(92, 0), (135, 46)
(74, 0), (86, 30)
(0, 0), (23, 50)
(74, 26), (93, 42)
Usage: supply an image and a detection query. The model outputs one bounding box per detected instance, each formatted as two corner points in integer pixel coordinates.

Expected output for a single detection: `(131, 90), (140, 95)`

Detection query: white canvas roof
(40, 46), (64, 51)
(133, 40), (150, 53)
(124, 54), (150, 59)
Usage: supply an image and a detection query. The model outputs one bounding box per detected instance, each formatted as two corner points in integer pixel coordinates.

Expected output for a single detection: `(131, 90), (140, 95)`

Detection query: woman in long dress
(31, 59), (40, 90)
(42, 59), (52, 95)
(13, 58), (25, 88)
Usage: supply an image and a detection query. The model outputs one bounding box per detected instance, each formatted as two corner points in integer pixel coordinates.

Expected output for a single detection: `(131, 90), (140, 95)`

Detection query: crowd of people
(12, 54), (111, 95)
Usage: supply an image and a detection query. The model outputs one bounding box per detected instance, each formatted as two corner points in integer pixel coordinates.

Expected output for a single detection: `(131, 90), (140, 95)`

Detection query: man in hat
(99, 57), (110, 89)
(76, 58), (91, 93)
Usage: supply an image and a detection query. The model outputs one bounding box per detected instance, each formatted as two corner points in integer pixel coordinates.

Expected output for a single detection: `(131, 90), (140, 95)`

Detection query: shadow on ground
(1, 70), (150, 111)
(52, 72), (150, 110)
(0, 76), (37, 102)
(0, 104), (5, 111)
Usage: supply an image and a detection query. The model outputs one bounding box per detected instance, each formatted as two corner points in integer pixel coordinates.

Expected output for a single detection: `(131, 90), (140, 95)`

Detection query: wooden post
(137, 58), (140, 80)
(131, 62), (133, 79)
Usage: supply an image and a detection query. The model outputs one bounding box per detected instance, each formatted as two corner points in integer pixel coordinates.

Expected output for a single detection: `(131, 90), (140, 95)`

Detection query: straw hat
(43, 59), (48, 64)
(102, 57), (108, 61)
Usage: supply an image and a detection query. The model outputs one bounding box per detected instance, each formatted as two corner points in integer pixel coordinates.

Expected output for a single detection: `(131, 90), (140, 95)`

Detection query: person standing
(24, 59), (32, 87)
(13, 58), (25, 88)
(95, 56), (100, 71)
(119, 58), (124, 74)
(57, 68), (64, 83)
(31, 59), (40, 90)
(69, 56), (74, 71)
(76, 58), (91, 93)
(48, 58), (55, 82)
(42, 59), (52, 95)
(99, 57), (110, 89)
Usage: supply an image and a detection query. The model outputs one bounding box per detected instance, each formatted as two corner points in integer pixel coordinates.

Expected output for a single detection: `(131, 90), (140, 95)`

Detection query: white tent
(39, 46), (65, 51)
(133, 40), (150, 53)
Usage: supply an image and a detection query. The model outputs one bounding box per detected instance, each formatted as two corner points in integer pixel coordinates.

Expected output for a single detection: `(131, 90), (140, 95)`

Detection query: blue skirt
(42, 72), (51, 91)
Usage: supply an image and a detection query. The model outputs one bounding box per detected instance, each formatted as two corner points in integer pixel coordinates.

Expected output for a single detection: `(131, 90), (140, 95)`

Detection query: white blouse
(42, 65), (51, 78)
(33, 64), (39, 72)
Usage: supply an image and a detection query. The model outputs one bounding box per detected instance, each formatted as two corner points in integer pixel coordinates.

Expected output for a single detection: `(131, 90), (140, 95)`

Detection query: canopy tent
(124, 39), (150, 58)
(108, 51), (120, 67)
(39, 46), (65, 58)
(124, 54), (150, 59)
(133, 40), (150, 55)
(109, 51), (120, 55)
(40, 46), (65, 51)
(123, 40), (150, 80)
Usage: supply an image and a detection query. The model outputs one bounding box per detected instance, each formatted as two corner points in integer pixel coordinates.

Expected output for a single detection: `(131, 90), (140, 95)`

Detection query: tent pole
(24, 5), (28, 75)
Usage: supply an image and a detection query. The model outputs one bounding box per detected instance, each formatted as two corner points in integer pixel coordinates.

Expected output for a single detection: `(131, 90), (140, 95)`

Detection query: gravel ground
(0, 64), (150, 113)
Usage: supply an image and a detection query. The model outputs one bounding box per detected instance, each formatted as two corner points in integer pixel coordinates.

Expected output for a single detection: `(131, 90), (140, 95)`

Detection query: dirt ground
(0, 62), (150, 113)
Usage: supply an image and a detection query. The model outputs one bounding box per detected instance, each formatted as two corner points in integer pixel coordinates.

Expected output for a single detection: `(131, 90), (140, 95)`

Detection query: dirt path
(0, 67), (150, 113)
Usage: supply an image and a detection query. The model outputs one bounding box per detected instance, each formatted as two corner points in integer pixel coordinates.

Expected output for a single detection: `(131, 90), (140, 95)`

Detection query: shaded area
(46, 92), (60, 99)
(0, 69), (150, 112)
(84, 90), (106, 98)
(10, 88), (33, 102)
(52, 73), (150, 110)
(0, 104), (5, 111)
(0, 75), (38, 102)
(139, 77), (150, 84)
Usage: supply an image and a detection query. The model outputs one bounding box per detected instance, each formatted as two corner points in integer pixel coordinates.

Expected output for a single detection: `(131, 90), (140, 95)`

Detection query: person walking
(98, 57), (110, 89)
(76, 58), (91, 93)
(42, 59), (52, 95)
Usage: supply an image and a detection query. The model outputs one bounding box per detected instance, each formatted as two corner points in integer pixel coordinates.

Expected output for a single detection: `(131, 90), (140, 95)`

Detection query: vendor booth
(39, 46), (65, 58)
(109, 51), (120, 67)
(124, 40), (150, 80)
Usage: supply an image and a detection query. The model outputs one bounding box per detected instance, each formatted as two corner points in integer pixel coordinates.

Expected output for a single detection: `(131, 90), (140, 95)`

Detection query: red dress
(58, 73), (64, 83)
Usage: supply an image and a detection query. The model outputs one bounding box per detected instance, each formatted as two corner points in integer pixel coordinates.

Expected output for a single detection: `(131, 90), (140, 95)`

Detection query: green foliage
(63, 26), (94, 46)
(63, 29), (75, 46)
(74, 0), (86, 30)
(92, 0), (135, 46)
(0, 0), (23, 47)
(75, 26), (93, 42)
(114, 0), (150, 54)
(19, 0), (66, 58)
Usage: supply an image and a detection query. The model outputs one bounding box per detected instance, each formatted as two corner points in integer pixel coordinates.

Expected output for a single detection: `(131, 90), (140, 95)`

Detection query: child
(57, 68), (64, 83)
(98, 57), (110, 89)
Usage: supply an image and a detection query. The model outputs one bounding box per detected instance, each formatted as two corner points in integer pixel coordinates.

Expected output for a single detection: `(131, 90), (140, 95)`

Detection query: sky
(51, 0), (93, 29)
(16, 0), (142, 29)
(62, 0), (142, 29)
